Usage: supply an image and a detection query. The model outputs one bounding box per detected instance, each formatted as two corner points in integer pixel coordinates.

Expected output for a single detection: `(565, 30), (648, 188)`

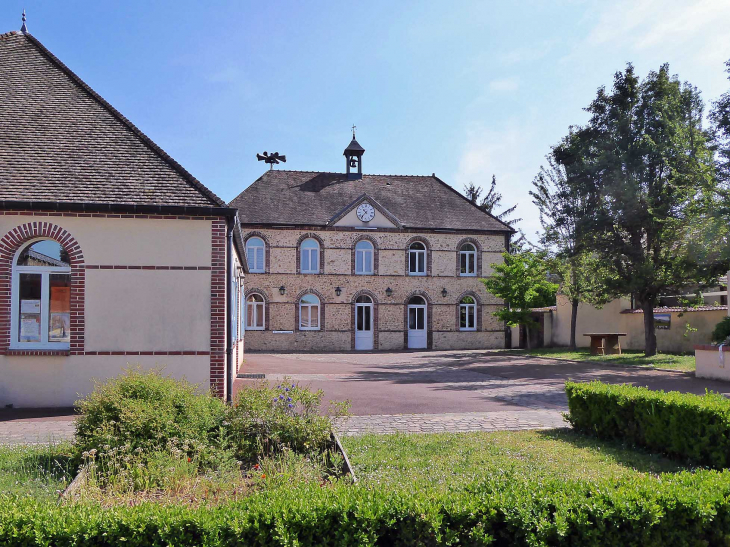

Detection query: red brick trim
(294, 288), (326, 331)
(351, 289), (379, 350)
(455, 237), (482, 277)
(244, 288), (270, 331)
(403, 290), (433, 349)
(0, 210), (222, 221)
(85, 265), (212, 270)
(243, 231), (271, 273)
(209, 219), (227, 398)
(296, 233), (325, 274)
(405, 236), (431, 277)
(351, 235), (379, 276)
(0, 222), (85, 355)
(455, 291), (483, 331)
(4, 350), (70, 356)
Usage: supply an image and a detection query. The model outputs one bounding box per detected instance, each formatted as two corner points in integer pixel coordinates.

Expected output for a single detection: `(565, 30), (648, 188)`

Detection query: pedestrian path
(337, 410), (567, 437)
(0, 419), (75, 445)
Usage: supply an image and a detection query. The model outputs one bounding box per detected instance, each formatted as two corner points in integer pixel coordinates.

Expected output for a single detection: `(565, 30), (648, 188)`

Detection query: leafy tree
(530, 157), (613, 349)
(483, 250), (558, 349)
(554, 64), (726, 356)
(711, 60), (730, 184)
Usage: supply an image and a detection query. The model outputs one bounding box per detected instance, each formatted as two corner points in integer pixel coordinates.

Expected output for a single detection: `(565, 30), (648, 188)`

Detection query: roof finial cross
(20, 9), (28, 33)
(351, 124), (357, 139)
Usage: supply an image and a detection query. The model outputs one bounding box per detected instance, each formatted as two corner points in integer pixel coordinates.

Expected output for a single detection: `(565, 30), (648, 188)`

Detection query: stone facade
(241, 228), (508, 351)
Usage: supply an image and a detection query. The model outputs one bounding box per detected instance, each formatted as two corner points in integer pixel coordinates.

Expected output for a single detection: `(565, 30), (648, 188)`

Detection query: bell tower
(344, 126), (365, 180)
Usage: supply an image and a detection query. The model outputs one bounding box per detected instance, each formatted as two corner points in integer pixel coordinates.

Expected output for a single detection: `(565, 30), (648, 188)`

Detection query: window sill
(459, 329), (477, 332)
(4, 349), (70, 356)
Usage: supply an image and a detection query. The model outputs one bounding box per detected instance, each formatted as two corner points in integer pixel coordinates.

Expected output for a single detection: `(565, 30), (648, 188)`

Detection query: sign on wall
(654, 313), (671, 330)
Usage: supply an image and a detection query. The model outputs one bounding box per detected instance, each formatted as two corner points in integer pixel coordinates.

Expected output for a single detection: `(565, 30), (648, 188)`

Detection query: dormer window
(408, 242), (426, 276)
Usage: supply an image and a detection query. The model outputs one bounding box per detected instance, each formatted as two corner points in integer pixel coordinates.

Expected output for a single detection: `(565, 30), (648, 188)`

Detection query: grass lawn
(341, 429), (690, 490)
(0, 442), (74, 500)
(504, 347), (696, 371)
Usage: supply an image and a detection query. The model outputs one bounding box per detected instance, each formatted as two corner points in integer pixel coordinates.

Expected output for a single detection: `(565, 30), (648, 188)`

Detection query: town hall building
(231, 135), (514, 352)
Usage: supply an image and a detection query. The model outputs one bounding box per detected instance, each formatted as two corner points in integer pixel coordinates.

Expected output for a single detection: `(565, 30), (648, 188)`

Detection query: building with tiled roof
(0, 28), (246, 407)
(231, 134), (513, 352)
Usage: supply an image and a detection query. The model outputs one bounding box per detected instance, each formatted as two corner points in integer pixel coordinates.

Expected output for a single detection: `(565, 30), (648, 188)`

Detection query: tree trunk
(569, 298), (579, 350)
(524, 324), (532, 350)
(642, 299), (657, 356)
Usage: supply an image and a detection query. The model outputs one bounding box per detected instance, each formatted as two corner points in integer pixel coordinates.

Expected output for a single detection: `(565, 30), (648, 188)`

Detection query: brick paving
(337, 410), (567, 436)
(0, 419), (75, 445)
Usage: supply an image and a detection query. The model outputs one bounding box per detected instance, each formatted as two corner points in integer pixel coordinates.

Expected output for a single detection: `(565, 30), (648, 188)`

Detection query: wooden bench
(583, 333), (627, 356)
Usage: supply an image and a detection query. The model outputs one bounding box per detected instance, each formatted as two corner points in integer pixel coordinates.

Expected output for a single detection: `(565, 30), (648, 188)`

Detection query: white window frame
(408, 242), (427, 276)
(299, 294), (321, 331)
(459, 243), (477, 277)
(10, 240), (72, 350)
(355, 240), (374, 275)
(459, 298), (477, 331)
(245, 293), (265, 331)
(300, 239), (320, 274)
(246, 237), (265, 273)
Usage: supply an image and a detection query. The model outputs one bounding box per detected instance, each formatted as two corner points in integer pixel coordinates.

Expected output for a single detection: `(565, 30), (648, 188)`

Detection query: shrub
(5, 469), (730, 545)
(565, 380), (730, 468)
(74, 367), (227, 461)
(226, 380), (350, 463)
(712, 316), (730, 343)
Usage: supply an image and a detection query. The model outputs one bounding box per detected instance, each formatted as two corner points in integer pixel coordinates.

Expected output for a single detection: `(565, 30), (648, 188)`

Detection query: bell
(349, 157), (358, 168)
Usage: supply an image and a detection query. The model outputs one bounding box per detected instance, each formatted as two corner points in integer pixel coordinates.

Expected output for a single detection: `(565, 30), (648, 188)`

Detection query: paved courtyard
(235, 350), (730, 436)
(3, 350), (730, 443)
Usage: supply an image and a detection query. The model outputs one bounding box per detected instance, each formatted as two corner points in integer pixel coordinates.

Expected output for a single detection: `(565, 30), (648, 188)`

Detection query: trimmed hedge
(565, 381), (730, 468)
(3, 471), (730, 546)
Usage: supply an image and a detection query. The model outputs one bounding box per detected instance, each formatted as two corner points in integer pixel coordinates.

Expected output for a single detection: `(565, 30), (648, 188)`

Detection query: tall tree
(483, 250), (558, 349)
(711, 60), (730, 184)
(554, 64), (726, 356)
(464, 175), (521, 226)
(530, 158), (612, 349)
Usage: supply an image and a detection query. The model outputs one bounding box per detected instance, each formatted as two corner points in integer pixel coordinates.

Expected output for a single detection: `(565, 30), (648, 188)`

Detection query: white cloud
(488, 77), (519, 92)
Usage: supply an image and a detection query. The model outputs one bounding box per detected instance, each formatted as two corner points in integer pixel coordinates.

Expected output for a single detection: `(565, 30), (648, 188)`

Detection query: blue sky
(2, 1), (729, 240)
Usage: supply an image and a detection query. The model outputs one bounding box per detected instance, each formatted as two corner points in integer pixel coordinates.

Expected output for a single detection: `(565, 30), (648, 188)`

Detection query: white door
(407, 304), (427, 349)
(355, 300), (374, 350)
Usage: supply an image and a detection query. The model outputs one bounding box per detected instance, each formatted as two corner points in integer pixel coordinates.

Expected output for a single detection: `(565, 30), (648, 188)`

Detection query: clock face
(356, 202), (375, 222)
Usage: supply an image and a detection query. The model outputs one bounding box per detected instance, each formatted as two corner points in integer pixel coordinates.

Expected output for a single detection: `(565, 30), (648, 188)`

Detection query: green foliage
(0, 443), (74, 500)
(553, 63), (728, 355)
(483, 250), (558, 331)
(6, 469), (730, 545)
(712, 316), (730, 343)
(226, 380), (350, 463)
(566, 381), (730, 468)
(74, 367), (227, 463)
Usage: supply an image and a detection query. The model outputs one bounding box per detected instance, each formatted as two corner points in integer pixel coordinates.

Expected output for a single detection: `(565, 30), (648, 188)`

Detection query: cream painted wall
(85, 270), (211, 351)
(333, 207), (397, 228)
(0, 355), (210, 408)
(0, 216), (212, 267)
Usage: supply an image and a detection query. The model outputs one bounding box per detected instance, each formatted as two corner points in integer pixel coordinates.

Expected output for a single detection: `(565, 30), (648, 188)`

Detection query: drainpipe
(226, 216), (235, 403)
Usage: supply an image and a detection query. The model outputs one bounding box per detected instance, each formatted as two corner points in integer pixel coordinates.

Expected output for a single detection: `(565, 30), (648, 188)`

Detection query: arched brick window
(456, 238), (482, 277)
(295, 289), (326, 331)
(352, 235), (379, 275)
(244, 232), (270, 273)
(0, 223), (85, 355)
(405, 237), (431, 276)
(244, 288), (269, 331)
(456, 291), (482, 332)
(296, 233), (325, 274)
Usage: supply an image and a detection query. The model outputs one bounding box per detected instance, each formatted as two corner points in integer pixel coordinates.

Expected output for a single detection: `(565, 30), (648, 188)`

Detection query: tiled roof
(621, 305), (728, 314)
(230, 170), (515, 232)
(0, 31), (223, 207)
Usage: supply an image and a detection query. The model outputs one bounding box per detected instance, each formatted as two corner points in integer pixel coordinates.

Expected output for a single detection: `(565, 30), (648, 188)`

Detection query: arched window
(459, 243), (477, 276)
(246, 237), (265, 273)
(300, 238), (320, 274)
(246, 293), (265, 330)
(408, 242), (426, 276)
(11, 239), (71, 348)
(409, 295), (426, 306)
(459, 296), (477, 331)
(299, 294), (321, 330)
(355, 240), (374, 275)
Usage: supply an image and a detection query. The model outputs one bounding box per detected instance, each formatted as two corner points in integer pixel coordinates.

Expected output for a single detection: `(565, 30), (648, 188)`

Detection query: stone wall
(241, 228), (507, 351)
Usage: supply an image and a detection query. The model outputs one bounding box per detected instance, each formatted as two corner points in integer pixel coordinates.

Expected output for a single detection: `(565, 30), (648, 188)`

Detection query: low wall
(551, 295), (727, 353)
(695, 345), (730, 381)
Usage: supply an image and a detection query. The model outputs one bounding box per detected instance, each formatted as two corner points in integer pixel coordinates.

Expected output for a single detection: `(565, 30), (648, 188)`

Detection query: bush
(712, 316), (730, 343)
(74, 367), (227, 461)
(226, 380), (350, 463)
(4, 469), (730, 545)
(565, 380), (730, 468)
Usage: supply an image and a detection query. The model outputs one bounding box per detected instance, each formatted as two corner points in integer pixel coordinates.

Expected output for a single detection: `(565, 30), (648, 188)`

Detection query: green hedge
(3, 470), (730, 546)
(565, 381), (730, 468)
